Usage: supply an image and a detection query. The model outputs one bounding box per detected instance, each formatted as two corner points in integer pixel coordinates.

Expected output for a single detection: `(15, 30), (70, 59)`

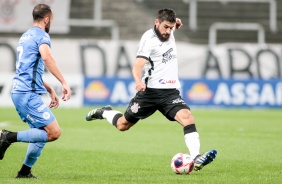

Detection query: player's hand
(176, 18), (183, 30)
(61, 83), (72, 101)
(49, 89), (59, 108)
(136, 81), (146, 92)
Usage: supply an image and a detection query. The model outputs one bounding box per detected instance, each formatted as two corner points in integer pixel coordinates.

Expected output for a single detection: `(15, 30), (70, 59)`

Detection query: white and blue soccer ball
(170, 153), (194, 174)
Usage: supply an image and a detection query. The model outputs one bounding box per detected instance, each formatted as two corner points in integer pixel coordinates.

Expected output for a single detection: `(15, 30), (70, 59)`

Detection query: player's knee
(116, 124), (130, 131)
(188, 115), (195, 124)
(48, 129), (61, 141)
(181, 113), (195, 126)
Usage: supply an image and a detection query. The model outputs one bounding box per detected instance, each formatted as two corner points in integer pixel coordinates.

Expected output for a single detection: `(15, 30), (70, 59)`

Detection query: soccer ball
(170, 153), (194, 174)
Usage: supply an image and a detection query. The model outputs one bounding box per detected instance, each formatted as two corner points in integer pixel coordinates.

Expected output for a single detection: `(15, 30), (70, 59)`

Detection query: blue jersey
(11, 27), (51, 94)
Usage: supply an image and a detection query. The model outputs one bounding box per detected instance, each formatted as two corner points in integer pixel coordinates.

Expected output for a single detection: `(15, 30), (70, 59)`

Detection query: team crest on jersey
(43, 112), (51, 120)
(130, 102), (140, 113)
(162, 48), (176, 64)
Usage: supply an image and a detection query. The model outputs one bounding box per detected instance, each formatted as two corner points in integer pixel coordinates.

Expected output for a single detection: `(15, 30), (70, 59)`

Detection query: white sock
(184, 132), (200, 159)
(103, 110), (121, 125)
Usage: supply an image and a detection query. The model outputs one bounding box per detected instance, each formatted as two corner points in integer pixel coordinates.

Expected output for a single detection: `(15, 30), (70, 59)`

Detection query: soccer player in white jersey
(0, 4), (71, 178)
(86, 8), (217, 171)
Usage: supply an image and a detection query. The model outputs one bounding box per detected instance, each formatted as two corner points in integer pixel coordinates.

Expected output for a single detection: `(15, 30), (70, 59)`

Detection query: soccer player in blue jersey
(0, 4), (71, 178)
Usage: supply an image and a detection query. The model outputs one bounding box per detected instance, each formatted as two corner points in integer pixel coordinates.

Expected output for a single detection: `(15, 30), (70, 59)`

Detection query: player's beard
(154, 26), (170, 42)
(45, 22), (51, 33)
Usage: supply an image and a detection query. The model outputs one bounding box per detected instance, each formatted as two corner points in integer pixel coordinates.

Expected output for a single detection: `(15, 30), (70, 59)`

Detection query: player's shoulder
(23, 27), (49, 41)
(31, 27), (51, 45)
(141, 28), (157, 40)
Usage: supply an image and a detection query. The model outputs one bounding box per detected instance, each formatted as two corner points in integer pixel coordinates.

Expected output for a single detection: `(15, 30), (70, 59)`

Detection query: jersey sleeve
(38, 33), (51, 48)
(136, 32), (152, 60)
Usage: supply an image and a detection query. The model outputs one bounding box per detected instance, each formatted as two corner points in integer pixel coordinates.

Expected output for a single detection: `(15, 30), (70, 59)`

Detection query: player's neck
(33, 22), (45, 32)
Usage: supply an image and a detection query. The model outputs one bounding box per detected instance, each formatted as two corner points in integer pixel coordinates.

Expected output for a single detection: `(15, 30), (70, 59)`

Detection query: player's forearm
(132, 66), (143, 84)
(45, 58), (67, 85)
(43, 81), (54, 93)
(132, 58), (147, 84)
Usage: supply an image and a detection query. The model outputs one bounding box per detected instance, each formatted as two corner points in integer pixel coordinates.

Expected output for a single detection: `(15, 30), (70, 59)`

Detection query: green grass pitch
(0, 107), (281, 184)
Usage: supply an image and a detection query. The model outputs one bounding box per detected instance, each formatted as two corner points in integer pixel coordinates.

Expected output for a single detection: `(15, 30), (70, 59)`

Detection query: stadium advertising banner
(0, 73), (83, 107)
(84, 77), (282, 108)
(0, 0), (70, 33)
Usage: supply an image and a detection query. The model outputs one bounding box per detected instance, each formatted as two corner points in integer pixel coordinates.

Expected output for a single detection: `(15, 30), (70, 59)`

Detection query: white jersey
(136, 28), (181, 89)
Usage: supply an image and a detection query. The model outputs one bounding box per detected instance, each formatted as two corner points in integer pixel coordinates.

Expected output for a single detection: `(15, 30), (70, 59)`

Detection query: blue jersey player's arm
(39, 44), (71, 101)
(43, 81), (59, 108)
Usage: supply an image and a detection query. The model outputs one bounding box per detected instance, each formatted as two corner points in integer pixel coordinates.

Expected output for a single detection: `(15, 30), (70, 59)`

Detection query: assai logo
(159, 79), (176, 84)
(187, 82), (213, 103)
(84, 81), (109, 101)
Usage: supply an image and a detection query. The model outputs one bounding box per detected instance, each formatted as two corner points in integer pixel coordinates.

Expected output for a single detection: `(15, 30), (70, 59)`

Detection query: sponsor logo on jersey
(172, 98), (186, 104)
(26, 114), (36, 123)
(130, 102), (140, 113)
(37, 104), (47, 112)
(162, 48), (176, 64)
(159, 79), (176, 84)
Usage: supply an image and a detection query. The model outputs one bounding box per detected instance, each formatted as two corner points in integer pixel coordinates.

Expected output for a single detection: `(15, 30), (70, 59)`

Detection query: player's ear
(155, 19), (160, 26)
(44, 16), (49, 24)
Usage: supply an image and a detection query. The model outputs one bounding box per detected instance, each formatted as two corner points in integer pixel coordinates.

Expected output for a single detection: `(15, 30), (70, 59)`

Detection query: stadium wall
(0, 39), (281, 108)
(1, 38), (281, 78)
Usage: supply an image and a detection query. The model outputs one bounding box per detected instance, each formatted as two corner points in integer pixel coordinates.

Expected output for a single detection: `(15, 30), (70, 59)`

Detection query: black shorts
(124, 88), (190, 123)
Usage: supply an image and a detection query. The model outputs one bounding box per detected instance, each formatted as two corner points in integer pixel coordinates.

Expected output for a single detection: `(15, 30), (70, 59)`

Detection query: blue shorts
(11, 93), (55, 128)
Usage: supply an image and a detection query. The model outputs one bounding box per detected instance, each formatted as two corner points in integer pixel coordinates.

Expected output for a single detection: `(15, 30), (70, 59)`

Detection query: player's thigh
(159, 91), (190, 121)
(124, 91), (158, 123)
(11, 93), (55, 128)
(44, 119), (61, 135)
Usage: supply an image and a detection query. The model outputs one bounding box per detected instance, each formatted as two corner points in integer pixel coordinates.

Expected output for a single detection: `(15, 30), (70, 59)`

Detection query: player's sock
(6, 131), (17, 143)
(18, 164), (31, 176)
(23, 142), (45, 167)
(103, 110), (122, 126)
(17, 128), (48, 143)
(184, 124), (200, 159)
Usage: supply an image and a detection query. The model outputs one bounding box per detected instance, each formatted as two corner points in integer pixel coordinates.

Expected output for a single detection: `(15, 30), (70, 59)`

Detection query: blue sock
(17, 128), (48, 143)
(23, 142), (46, 167)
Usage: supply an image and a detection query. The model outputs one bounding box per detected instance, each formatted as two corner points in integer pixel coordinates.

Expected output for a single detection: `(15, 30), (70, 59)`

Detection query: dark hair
(156, 8), (176, 23)
(32, 4), (52, 21)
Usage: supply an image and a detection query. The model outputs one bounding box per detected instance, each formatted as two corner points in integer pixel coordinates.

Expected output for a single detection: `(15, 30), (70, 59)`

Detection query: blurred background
(0, 0), (281, 108)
